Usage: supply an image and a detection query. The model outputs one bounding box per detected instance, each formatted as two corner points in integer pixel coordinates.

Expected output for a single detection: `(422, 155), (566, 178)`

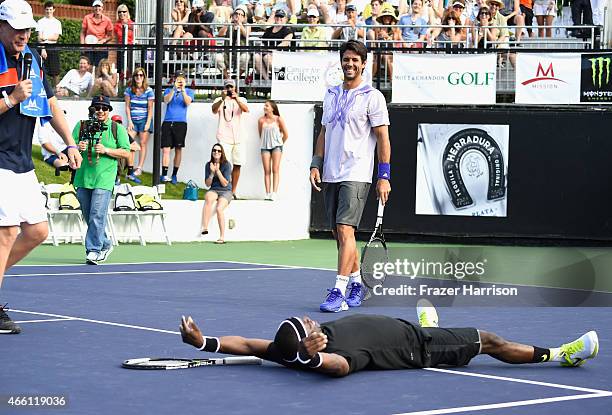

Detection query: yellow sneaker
(559, 331), (599, 367)
(416, 299), (439, 328)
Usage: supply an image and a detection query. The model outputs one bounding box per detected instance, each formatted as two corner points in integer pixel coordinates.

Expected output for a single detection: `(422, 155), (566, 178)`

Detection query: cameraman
(72, 96), (130, 265)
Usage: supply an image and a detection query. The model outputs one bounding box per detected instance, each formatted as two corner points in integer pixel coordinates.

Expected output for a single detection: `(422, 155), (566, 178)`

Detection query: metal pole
(152, 0), (165, 186)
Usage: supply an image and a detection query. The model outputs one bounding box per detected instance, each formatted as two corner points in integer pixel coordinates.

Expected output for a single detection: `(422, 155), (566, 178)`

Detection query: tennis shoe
(171, 175), (178, 185)
(559, 331), (599, 367)
(86, 251), (99, 265)
(0, 304), (21, 334)
(98, 245), (114, 263)
(127, 173), (142, 184)
(160, 175), (171, 183)
(416, 298), (439, 328)
(346, 282), (365, 307)
(320, 288), (349, 312)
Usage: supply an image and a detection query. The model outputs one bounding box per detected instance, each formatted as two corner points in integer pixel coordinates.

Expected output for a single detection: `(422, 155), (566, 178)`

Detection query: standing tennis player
(309, 40), (391, 313)
(0, 0), (82, 334)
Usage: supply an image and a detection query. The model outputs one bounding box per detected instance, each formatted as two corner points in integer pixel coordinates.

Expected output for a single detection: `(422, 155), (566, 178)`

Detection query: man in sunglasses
(211, 79), (249, 199)
(72, 95), (130, 265)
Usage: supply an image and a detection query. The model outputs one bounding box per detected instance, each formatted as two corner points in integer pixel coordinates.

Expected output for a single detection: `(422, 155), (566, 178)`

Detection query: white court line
(5, 266), (295, 278)
(14, 318), (76, 324)
(11, 309), (180, 335)
(393, 392), (612, 415)
(423, 367), (612, 394)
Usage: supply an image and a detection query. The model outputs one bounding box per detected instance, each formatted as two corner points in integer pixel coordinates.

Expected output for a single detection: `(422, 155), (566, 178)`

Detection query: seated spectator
(533, 0), (555, 38)
(300, 7), (329, 49)
(114, 4), (134, 80)
(210, 0), (233, 25)
(398, 0), (428, 47)
(332, 3), (366, 40)
(215, 5), (250, 79)
(81, 0), (113, 66)
(472, 5), (498, 47)
(449, 0), (471, 41)
(254, 9), (294, 80)
(92, 59), (118, 98)
(171, 0), (191, 40)
(364, 0), (384, 26)
(37, 115), (70, 171)
(369, 7), (400, 77)
(56, 56), (94, 97)
(200, 144), (233, 244)
(183, 0), (215, 40)
(431, 8), (464, 47)
(489, 0), (510, 45)
(498, 0), (526, 42)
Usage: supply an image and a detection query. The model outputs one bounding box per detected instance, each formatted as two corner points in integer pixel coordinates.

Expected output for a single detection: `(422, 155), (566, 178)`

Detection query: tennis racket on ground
(122, 356), (263, 370)
(360, 200), (389, 296)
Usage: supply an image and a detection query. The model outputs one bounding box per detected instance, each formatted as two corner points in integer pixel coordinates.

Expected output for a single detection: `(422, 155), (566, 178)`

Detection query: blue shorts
(132, 118), (152, 133)
(44, 148), (69, 166)
(261, 145), (283, 154)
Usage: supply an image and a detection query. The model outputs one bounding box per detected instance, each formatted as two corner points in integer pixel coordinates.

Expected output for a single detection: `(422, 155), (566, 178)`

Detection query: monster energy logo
(589, 57), (611, 88)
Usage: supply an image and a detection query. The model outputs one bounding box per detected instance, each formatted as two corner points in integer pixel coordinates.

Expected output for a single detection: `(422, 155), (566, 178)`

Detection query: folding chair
(42, 183), (86, 246)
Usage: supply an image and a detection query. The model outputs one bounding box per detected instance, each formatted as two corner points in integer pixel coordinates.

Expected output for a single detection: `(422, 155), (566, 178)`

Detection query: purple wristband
(378, 162), (390, 180)
(66, 145), (78, 150)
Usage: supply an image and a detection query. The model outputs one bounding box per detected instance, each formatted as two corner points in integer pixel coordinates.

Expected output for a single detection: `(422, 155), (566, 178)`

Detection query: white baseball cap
(92, 0), (103, 7)
(192, 0), (205, 8)
(0, 0), (38, 30)
(307, 8), (320, 17)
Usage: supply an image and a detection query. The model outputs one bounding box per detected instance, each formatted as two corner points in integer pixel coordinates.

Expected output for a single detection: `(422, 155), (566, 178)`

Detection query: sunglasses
(119, 10), (128, 14)
(134, 73), (144, 78)
(225, 85), (234, 89)
(479, 12), (490, 16)
(212, 149), (222, 153)
(93, 105), (110, 112)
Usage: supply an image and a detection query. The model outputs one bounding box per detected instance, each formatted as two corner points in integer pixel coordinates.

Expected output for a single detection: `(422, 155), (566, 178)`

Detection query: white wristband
(3, 91), (14, 109)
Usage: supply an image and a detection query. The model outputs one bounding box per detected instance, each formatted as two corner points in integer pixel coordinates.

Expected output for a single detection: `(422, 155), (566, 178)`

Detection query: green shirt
(72, 119), (130, 191)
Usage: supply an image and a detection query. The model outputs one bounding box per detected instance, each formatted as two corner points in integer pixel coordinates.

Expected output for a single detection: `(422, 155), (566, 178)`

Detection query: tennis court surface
(2, 260), (611, 414)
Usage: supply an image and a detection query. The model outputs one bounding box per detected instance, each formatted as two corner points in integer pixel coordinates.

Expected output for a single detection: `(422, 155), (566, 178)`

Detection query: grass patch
(33, 145), (204, 200)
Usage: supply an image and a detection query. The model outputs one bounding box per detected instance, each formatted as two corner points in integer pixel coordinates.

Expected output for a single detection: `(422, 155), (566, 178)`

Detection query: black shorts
(520, 4), (534, 26)
(423, 327), (481, 367)
(323, 181), (370, 228)
(161, 121), (187, 148)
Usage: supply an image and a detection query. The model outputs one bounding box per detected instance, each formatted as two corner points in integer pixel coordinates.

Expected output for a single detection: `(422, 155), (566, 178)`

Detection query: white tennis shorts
(533, 4), (556, 16)
(0, 169), (48, 227)
(220, 142), (243, 166)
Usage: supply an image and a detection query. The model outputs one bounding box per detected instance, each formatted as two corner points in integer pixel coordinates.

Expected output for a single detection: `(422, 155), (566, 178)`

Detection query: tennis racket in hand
(122, 356), (263, 370)
(360, 199), (390, 298)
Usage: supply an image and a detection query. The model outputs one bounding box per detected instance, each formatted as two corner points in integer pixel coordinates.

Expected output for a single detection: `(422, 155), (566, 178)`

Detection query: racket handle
(222, 356), (263, 365)
(377, 199), (385, 218)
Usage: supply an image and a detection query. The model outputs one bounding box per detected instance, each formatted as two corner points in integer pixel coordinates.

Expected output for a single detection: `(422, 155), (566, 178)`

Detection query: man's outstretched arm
(180, 316), (271, 359)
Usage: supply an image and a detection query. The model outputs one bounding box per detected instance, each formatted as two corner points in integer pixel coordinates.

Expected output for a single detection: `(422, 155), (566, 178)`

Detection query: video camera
(81, 106), (109, 165)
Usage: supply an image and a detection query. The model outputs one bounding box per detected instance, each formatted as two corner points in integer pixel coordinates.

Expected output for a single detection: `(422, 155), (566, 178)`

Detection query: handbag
(182, 180), (199, 201)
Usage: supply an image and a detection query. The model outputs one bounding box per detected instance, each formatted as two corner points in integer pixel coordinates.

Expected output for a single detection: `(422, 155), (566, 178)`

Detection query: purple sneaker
(346, 282), (366, 307)
(320, 288), (348, 312)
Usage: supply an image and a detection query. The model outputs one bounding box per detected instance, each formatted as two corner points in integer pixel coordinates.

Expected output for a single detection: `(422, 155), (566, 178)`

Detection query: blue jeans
(77, 187), (112, 254)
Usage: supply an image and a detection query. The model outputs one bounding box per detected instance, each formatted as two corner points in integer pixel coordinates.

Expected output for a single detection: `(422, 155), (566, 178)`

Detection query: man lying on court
(179, 301), (599, 377)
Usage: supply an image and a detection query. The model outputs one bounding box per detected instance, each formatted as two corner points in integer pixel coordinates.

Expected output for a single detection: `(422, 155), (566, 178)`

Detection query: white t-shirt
(321, 82), (389, 183)
(57, 69), (93, 95)
(36, 122), (67, 160)
(36, 16), (62, 43)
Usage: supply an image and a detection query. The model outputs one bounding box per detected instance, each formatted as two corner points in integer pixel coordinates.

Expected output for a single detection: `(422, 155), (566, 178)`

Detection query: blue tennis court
(2, 261), (611, 414)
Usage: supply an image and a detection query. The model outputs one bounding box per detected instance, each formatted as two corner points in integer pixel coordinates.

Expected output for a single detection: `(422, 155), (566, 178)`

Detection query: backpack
(114, 183), (137, 211)
(58, 183), (81, 210)
(135, 194), (163, 211)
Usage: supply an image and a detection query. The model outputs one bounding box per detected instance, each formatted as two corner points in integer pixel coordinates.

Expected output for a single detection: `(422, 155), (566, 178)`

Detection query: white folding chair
(42, 183), (86, 246)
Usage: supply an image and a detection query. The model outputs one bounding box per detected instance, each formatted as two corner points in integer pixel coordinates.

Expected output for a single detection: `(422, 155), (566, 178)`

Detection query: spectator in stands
(332, 4), (366, 40)
(124, 67), (154, 182)
(519, 0), (535, 38)
(258, 100), (288, 201)
(216, 5), (250, 79)
(533, 0), (556, 38)
(498, 0), (526, 42)
(183, 0), (215, 39)
(37, 1), (62, 87)
(73, 96), (130, 265)
(81, 0), (113, 66)
(254, 9), (293, 81)
(369, 6), (400, 77)
(473, 5), (498, 47)
(113, 4), (134, 80)
(431, 7), (464, 46)
(55, 55), (94, 97)
(200, 143), (232, 244)
(210, 0), (233, 24)
(161, 71), (194, 185)
(489, 0), (514, 65)
(91, 58), (118, 97)
(326, 0), (349, 24)
(171, 0), (191, 40)
(398, 0), (428, 47)
(570, 0), (592, 37)
(300, 7), (329, 49)
(211, 79), (249, 198)
(364, 0), (384, 26)
(449, 0), (470, 41)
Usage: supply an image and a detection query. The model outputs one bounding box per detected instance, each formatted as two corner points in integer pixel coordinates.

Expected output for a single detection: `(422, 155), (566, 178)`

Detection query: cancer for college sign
(392, 54), (497, 104)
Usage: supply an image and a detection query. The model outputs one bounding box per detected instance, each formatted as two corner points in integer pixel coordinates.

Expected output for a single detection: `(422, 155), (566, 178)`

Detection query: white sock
(348, 270), (362, 285)
(334, 275), (349, 293)
(549, 347), (563, 362)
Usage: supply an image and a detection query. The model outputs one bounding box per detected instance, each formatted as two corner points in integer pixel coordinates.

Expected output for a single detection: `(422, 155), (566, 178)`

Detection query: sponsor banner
(271, 51), (372, 101)
(416, 124), (509, 217)
(580, 53), (612, 103)
(392, 54), (497, 104)
(515, 53), (581, 104)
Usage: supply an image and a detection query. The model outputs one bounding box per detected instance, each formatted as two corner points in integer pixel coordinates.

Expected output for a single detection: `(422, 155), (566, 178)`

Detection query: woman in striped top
(124, 67), (154, 178)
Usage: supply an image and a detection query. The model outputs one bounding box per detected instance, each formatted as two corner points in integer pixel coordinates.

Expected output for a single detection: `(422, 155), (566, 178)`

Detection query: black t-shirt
(263, 314), (430, 374)
(261, 26), (293, 49)
(0, 48), (54, 173)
